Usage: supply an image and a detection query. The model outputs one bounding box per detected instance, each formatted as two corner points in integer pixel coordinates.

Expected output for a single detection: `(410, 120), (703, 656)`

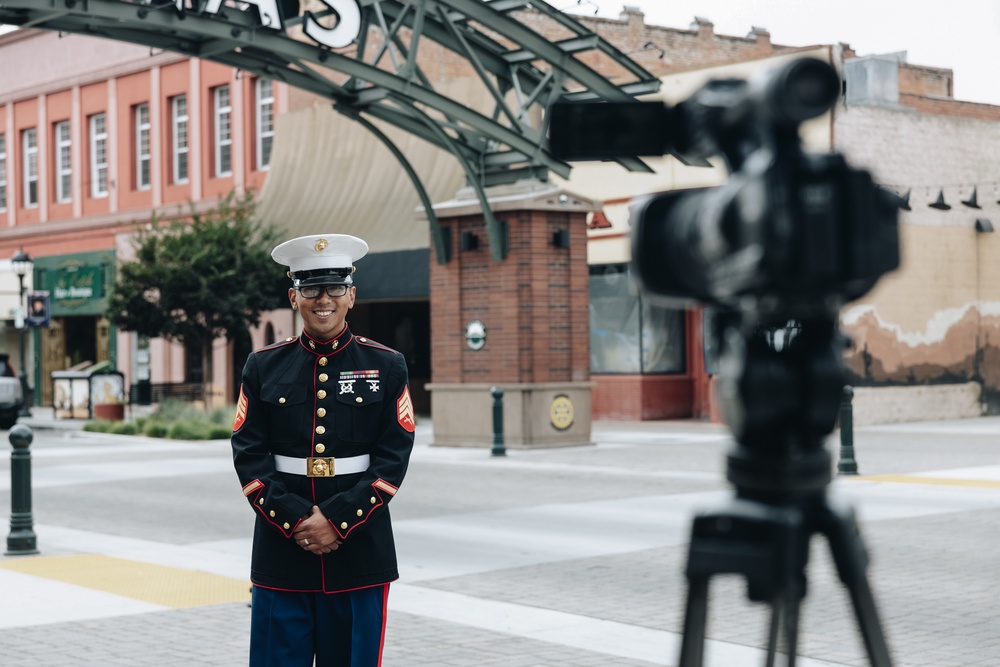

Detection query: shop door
(41, 320), (65, 406)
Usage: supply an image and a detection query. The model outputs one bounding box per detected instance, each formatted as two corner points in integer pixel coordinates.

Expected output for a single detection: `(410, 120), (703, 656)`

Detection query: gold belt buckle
(306, 457), (335, 477)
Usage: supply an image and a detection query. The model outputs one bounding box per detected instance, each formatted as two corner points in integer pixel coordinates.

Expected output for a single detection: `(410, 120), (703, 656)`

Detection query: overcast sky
(566, 0), (1000, 105)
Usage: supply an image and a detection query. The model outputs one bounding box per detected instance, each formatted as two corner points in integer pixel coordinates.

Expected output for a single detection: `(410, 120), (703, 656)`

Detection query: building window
(22, 128), (38, 207)
(213, 85), (232, 177)
(255, 78), (274, 170)
(54, 120), (72, 203)
(135, 103), (151, 191)
(0, 133), (7, 211)
(89, 113), (109, 198)
(589, 263), (686, 374)
(171, 94), (189, 184)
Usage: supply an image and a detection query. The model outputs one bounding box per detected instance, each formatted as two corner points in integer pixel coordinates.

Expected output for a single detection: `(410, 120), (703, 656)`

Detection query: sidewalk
(1, 413), (999, 666)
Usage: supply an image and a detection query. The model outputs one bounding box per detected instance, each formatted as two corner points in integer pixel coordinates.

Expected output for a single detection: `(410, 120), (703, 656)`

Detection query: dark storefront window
(589, 263), (685, 374)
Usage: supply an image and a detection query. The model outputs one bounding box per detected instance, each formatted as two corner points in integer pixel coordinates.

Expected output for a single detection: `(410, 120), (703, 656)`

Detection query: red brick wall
(592, 374), (693, 420)
(899, 64), (952, 98)
(430, 207), (589, 384)
(899, 93), (1000, 121)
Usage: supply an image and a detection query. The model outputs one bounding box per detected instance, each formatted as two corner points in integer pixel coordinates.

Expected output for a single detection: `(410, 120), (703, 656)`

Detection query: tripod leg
(781, 591), (802, 667)
(846, 575), (893, 667)
(678, 576), (710, 667)
(765, 600), (780, 667)
(823, 503), (894, 667)
(766, 590), (803, 667)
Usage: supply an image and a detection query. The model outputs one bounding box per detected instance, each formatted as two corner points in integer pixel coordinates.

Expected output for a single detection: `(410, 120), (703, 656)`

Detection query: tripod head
(712, 308), (845, 497)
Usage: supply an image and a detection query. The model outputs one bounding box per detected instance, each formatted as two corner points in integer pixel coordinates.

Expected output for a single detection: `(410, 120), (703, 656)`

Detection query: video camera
(550, 59), (901, 666)
(548, 57), (900, 318)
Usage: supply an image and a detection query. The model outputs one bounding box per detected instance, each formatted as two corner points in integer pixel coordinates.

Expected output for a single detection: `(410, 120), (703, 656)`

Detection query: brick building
(0, 6), (996, 424)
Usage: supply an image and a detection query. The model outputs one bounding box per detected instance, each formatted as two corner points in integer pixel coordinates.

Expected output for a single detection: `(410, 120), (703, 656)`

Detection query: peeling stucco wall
(834, 105), (1000, 412)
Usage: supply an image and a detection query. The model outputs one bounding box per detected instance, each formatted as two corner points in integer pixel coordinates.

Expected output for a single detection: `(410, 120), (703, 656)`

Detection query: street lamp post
(11, 248), (33, 418)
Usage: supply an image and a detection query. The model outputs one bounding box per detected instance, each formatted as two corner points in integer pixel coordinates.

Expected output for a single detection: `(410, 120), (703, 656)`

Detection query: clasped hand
(292, 505), (342, 554)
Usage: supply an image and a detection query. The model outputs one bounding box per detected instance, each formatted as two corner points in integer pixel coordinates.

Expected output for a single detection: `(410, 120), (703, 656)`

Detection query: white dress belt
(273, 453), (370, 476)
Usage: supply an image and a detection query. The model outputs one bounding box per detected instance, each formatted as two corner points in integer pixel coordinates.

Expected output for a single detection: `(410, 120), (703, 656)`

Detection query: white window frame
(0, 133), (7, 211)
(89, 113), (109, 198)
(22, 128), (38, 208)
(213, 85), (232, 178)
(135, 102), (151, 191)
(255, 78), (274, 171)
(55, 120), (72, 203)
(171, 94), (189, 184)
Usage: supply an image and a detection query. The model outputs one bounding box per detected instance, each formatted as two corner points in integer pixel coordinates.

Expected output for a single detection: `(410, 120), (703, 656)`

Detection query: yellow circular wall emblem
(549, 394), (574, 431)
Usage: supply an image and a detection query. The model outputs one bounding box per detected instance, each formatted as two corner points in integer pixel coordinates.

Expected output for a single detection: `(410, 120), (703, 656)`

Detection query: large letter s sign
(303, 0), (362, 49)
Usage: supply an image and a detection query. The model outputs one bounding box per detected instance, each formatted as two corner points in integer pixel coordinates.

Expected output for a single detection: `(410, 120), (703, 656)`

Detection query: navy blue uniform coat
(232, 324), (415, 593)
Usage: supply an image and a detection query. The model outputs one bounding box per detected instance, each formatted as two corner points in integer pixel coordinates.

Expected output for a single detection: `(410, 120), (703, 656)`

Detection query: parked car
(0, 353), (24, 429)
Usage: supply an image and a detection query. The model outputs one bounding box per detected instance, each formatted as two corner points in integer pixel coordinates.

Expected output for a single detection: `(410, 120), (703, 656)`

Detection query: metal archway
(0, 0), (661, 261)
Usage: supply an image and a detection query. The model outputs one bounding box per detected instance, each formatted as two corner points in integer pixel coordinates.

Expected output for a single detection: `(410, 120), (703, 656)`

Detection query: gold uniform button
(340, 522), (349, 530)
(319, 373), (329, 383)
(316, 425), (326, 435)
(258, 498), (265, 505)
(278, 397), (286, 404)
(315, 443), (326, 454)
(283, 522), (291, 530)
(359, 337), (367, 342)
(317, 389), (327, 399)
(370, 496), (377, 504)
(319, 357), (329, 367)
(356, 509), (363, 517)
(269, 510), (275, 517)
(355, 397), (363, 404)
(317, 407), (327, 418)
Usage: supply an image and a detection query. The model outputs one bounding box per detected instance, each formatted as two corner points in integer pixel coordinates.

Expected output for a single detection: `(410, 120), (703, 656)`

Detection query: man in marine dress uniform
(232, 233), (416, 666)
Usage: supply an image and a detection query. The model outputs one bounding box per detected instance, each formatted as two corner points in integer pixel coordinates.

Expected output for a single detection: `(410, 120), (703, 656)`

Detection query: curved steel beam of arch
(0, 0), (571, 178)
(389, 100), (506, 261)
(345, 111), (452, 266)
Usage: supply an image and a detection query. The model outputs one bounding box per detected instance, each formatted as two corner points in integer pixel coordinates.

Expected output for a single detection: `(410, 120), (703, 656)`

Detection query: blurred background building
(0, 4), (996, 425)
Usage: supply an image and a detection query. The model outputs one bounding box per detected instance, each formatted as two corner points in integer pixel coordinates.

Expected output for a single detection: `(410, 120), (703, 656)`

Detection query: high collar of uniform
(298, 325), (353, 356)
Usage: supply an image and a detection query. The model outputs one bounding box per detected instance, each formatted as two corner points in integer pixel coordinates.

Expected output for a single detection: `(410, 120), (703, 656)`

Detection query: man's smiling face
(289, 284), (356, 340)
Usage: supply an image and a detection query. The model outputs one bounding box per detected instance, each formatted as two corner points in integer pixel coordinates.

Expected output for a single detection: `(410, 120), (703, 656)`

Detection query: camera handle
(677, 315), (893, 667)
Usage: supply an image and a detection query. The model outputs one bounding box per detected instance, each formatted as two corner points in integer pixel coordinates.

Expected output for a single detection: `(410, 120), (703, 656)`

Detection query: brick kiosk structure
(425, 181), (595, 448)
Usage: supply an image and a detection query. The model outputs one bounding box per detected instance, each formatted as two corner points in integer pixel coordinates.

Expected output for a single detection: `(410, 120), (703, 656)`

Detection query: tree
(107, 190), (286, 405)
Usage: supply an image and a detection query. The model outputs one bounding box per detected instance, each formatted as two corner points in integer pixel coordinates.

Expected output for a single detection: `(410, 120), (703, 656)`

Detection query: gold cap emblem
(314, 238), (329, 252)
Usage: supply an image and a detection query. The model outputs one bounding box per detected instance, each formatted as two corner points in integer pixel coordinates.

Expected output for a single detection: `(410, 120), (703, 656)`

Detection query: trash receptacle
(132, 379), (152, 406)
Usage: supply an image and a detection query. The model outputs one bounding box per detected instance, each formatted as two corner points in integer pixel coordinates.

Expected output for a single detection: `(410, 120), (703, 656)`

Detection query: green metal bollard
(837, 385), (859, 476)
(491, 386), (506, 457)
(6, 423), (39, 555)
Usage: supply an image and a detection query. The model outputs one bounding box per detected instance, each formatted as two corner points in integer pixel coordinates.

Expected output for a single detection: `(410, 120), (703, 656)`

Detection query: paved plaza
(1, 411), (999, 666)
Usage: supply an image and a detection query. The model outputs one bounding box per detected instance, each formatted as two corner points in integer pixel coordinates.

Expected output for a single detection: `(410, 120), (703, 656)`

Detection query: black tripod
(678, 315), (893, 667)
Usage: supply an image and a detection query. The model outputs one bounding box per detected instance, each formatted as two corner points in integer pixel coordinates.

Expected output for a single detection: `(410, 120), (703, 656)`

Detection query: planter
(93, 403), (125, 421)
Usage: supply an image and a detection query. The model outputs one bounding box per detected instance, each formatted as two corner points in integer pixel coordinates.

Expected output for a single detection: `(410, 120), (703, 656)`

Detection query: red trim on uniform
(377, 583), (390, 666)
(299, 326), (353, 356)
(242, 479), (263, 496)
(354, 336), (395, 352)
(251, 579), (399, 595)
(373, 479), (398, 496)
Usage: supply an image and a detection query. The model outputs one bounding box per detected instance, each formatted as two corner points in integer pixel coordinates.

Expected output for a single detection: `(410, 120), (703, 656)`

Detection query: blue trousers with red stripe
(249, 584), (389, 667)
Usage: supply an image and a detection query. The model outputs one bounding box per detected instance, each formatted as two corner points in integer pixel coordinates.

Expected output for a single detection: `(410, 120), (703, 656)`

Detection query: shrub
(168, 420), (213, 440)
(110, 422), (139, 435)
(83, 420), (115, 433)
(143, 422), (169, 438)
(208, 426), (232, 440)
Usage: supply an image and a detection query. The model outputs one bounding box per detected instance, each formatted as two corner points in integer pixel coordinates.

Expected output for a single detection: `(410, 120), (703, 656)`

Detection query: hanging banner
(26, 291), (50, 328)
